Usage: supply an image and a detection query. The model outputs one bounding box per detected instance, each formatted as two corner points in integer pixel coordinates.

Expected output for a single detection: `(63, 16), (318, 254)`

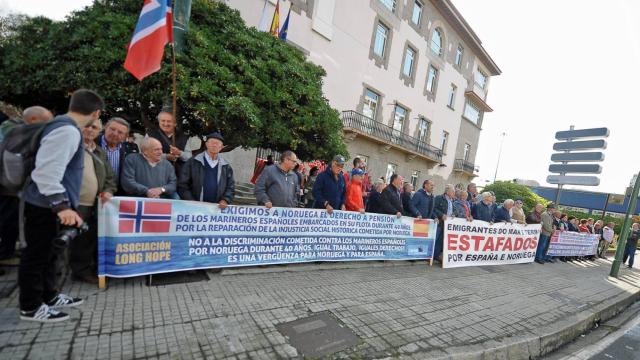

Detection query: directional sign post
(548, 126), (609, 206)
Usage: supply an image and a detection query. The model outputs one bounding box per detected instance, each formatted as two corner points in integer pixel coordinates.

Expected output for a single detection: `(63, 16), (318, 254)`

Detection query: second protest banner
(98, 197), (438, 278)
(547, 230), (599, 257)
(443, 218), (542, 268)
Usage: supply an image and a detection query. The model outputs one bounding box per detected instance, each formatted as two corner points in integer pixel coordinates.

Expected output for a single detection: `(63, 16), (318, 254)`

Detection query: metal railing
(341, 110), (442, 162)
(454, 159), (478, 174)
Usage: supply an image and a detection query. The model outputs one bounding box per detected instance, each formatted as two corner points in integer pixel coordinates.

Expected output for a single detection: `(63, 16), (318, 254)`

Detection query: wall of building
(224, 0), (496, 192)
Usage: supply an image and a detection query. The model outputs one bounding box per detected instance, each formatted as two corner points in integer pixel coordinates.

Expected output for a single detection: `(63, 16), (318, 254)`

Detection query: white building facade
(224, 0), (500, 192)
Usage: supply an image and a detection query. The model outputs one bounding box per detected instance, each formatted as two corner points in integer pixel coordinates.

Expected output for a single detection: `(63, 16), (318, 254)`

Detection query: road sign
(550, 152), (605, 162)
(547, 175), (600, 186)
(548, 164), (602, 174)
(553, 140), (607, 151)
(555, 127), (610, 140)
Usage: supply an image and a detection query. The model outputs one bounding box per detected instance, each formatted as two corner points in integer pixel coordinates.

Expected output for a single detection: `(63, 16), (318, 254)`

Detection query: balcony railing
(454, 159), (478, 174)
(341, 110), (442, 162)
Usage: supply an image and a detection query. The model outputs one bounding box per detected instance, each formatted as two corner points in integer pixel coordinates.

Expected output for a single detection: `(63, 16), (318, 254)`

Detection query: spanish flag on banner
(269, 0), (280, 36)
(412, 219), (429, 238)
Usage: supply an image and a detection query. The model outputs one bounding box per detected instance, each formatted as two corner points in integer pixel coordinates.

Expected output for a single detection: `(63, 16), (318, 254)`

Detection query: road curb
(389, 277), (640, 360)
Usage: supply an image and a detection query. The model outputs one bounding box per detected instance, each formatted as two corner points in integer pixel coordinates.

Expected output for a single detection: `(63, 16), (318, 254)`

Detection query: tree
(0, 0), (347, 160)
(482, 181), (549, 214)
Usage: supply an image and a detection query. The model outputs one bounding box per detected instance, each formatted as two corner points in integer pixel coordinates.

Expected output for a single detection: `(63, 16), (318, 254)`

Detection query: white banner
(443, 218), (542, 268)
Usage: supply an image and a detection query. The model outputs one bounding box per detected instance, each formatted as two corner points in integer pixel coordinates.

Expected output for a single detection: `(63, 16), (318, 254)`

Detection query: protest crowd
(0, 90), (636, 323)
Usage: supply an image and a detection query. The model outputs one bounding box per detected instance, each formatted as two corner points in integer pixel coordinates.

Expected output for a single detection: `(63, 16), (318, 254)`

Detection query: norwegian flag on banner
(118, 200), (172, 233)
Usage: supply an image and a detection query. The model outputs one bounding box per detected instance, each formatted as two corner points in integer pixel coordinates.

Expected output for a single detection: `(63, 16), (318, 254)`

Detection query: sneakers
(20, 304), (68, 323)
(46, 293), (84, 308)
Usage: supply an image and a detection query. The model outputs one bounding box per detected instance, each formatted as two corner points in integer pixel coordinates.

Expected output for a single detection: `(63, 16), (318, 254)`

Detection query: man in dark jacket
(96, 117), (139, 193)
(178, 132), (234, 208)
(379, 174), (403, 217)
(493, 199), (514, 223)
(401, 183), (413, 216)
(432, 184), (456, 261)
(473, 192), (496, 223)
(409, 179), (435, 219)
(147, 111), (193, 177)
(312, 155), (347, 213)
(365, 180), (385, 214)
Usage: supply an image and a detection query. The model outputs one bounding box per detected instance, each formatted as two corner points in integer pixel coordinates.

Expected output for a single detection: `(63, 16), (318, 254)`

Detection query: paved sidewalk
(0, 259), (638, 359)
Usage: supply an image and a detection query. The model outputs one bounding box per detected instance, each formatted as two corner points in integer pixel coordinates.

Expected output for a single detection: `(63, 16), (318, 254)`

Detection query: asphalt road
(590, 318), (640, 360)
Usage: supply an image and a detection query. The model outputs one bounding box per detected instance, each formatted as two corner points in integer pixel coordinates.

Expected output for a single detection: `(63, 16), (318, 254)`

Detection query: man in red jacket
(345, 169), (365, 213)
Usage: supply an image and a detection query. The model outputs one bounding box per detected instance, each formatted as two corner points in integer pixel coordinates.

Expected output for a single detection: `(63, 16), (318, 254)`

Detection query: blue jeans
(623, 245), (636, 267)
(536, 234), (550, 261)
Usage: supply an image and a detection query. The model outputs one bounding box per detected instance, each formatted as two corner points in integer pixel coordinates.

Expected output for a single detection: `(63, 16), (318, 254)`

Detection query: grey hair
(455, 189), (466, 198)
(106, 117), (131, 131)
(481, 192), (492, 199)
(157, 111), (174, 121)
(140, 137), (160, 152)
(444, 184), (455, 193)
(503, 199), (514, 206)
(280, 150), (296, 162)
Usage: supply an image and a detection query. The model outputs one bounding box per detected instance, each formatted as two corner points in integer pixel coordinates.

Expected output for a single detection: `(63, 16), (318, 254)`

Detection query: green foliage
(482, 181), (549, 214)
(0, 0), (347, 160)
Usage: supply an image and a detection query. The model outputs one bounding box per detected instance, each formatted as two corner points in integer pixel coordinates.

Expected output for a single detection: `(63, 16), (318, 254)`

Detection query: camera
(52, 222), (89, 253)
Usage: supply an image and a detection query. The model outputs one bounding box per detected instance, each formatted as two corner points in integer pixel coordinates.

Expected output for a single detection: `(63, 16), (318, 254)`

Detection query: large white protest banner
(443, 218), (542, 268)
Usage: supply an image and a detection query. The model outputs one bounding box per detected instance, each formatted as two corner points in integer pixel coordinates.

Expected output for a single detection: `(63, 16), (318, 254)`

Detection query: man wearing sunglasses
(312, 155), (347, 214)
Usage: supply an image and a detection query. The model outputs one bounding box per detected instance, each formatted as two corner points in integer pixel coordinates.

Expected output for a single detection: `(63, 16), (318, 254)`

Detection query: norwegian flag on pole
(118, 200), (172, 233)
(124, 0), (174, 81)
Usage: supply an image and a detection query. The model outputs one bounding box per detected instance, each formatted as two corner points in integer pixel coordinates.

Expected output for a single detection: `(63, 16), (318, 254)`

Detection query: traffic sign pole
(610, 172), (640, 278)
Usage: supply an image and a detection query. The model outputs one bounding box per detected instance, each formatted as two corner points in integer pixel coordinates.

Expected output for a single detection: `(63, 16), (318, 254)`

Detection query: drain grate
(276, 312), (359, 358)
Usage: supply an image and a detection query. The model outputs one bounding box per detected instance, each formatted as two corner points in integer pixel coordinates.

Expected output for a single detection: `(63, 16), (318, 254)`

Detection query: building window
(441, 131), (449, 154)
(402, 47), (415, 77)
(430, 28), (443, 56)
(448, 84), (457, 109)
(463, 143), (471, 161)
(392, 104), (407, 138)
(455, 45), (464, 67)
(374, 23), (389, 57)
(426, 65), (438, 93)
(411, 170), (420, 189)
(463, 99), (482, 125)
(386, 163), (397, 183)
(474, 68), (488, 89)
(363, 89), (379, 120)
(418, 117), (430, 143)
(379, 0), (396, 13)
(411, 1), (423, 26)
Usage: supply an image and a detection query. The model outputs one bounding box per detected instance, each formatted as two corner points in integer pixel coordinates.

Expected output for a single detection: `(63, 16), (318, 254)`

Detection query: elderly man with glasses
(312, 155), (347, 214)
(255, 151), (300, 208)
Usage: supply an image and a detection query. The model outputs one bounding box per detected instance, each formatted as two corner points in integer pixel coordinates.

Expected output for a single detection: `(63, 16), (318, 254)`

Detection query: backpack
(0, 120), (50, 195)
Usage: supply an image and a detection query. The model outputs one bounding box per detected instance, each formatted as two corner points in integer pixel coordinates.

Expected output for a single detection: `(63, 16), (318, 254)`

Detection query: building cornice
(430, 0), (501, 76)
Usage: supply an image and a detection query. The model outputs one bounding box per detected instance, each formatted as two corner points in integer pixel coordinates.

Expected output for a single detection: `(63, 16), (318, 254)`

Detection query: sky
(2, 0), (639, 195)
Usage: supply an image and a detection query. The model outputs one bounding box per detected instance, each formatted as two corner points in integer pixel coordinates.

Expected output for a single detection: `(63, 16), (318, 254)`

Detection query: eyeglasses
(335, 163), (344, 168)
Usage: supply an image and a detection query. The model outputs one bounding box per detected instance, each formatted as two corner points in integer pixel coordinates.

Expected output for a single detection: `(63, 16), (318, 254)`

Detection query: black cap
(204, 132), (224, 142)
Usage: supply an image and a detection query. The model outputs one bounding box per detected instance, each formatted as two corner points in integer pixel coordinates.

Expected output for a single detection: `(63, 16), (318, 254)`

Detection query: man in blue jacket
(494, 199), (514, 223)
(409, 179), (435, 219)
(312, 155), (346, 213)
(20, 89), (104, 322)
(473, 192), (496, 223)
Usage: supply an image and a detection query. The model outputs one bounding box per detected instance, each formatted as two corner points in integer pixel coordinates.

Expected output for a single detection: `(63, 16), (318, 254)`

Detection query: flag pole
(170, 4), (177, 148)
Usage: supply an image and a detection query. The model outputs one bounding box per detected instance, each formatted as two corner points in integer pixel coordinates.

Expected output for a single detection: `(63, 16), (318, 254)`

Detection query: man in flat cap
(178, 132), (235, 208)
(312, 155), (347, 214)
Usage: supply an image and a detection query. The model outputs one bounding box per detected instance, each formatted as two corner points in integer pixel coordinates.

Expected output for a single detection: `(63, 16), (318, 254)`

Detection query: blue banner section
(98, 197), (437, 277)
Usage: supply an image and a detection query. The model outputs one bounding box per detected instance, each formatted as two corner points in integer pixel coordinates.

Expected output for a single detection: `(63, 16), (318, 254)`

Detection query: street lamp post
(493, 132), (506, 183)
